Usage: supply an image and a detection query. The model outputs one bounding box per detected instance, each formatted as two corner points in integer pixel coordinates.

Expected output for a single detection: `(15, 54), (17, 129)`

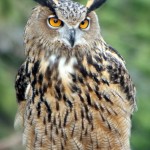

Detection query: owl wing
(14, 60), (30, 129)
(105, 45), (136, 111)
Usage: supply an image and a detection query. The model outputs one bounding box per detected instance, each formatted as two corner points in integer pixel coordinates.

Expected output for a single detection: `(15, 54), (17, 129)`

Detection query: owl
(14, 0), (136, 149)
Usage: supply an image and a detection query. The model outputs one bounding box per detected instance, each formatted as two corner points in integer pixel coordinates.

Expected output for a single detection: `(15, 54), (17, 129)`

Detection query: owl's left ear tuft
(34, 0), (58, 12)
(86, 0), (107, 13)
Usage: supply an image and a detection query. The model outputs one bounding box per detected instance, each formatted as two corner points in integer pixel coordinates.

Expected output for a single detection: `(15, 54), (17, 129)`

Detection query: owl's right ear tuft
(34, 0), (58, 12)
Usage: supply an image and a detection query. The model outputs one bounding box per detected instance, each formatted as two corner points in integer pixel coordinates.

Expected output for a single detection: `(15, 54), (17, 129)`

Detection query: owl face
(48, 9), (100, 48)
(25, 0), (106, 56)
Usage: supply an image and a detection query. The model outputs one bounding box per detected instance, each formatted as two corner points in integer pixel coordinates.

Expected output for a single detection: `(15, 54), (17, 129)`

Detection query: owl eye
(79, 18), (90, 30)
(47, 16), (64, 28)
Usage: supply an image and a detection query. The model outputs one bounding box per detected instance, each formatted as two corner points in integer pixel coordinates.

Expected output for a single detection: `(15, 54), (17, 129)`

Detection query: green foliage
(0, 0), (149, 149)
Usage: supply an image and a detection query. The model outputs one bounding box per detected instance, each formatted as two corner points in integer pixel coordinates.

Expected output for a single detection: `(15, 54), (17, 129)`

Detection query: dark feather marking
(103, 94), (113, 105)
(124, 86), (129, 94)
(56, 127), (59, 135)
(39, 87), (44, 101)
(32, 60), (40, 76)
(87, 83), (92, 91)
(53, 116), (56, 125)
(74, 110), (78, 121)
(95, 90), (102, 100)
(78, 76), (84, 84)
(43, 117), (46, 125)
(87, 54), (103, 71)
(50, 124), (53, 139)
(87, 54), (93, 65)
(102, 53), (107, 60)
(86, 93), (92, 106)
(70, 73), (77, 82)
(107, 120), (112, 130)
(101, 78), (109, 86)
(94, 55), (103, 63)
(85, 127), (88, 136)
(43, 83), (48, 93)
(64, 110), (69, 127)
(25, 60), (29, 75)
(89, 72), (100, 83)
(31, 77), (36, 89)
(63, 94), (67, 101)
(84, 104), (93, 124)
(42, 100), (51, 122)
(81, 108), (85, 119)
(93, 63), (103, 72)
(79, 94), (84, 103)
(94, 103), (99, 111)
(80, 131), (83, 141)
(71, 84), (81, 93)
(120, 76), (125, 86)
(48, 114), (52, 124)
(61, 142), (64, 150)
(93, 74), (100, 83)
(55, 84), (62, 100)
(91, 122), (94, 131)
(71, 123), (75, 137)
(108, 45), (124, 61)
(67, 100), (73, 109)
(38, 73), (43, 85)
(36, 101), (41, 118)
(35, 89), (39, 96)
(100, 105), (104, 112)
(79, 64), (88, 77)
(56, 101), (60, 111)
(73, 138), (82, 150)
(15, 64), (28, 102)
(107, 65), (113, 70)
(59, 117), (62, 128)
(100, 112), (105, 122)
(63, 94), (73, 109)
(45, 126), (47, 135)
(45, 66), (52, 80)
(82, 119), (84, 130)
(61, 128), (64, 138)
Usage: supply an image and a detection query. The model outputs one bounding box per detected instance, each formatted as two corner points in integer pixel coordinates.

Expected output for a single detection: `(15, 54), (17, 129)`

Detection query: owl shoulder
(15, 59), (30, 103)
(103, 44), (136, 110)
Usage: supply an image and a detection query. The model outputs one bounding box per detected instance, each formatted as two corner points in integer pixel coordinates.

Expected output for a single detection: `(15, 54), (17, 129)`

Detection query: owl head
(25, 0), (106, 57)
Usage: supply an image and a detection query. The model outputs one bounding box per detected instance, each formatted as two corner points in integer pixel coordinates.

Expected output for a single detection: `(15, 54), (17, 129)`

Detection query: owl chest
(40, 56), (102, 102)
(24, 55), (132, 149)
(29, 55), (105, 110)
(28, 53), (130, 116)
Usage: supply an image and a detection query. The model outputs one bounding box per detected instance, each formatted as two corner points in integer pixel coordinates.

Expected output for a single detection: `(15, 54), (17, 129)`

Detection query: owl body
(15, 0), (136, 150)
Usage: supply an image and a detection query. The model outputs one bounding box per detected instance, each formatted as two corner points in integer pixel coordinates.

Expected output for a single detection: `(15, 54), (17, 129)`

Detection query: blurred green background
(0, 0), (150, 149)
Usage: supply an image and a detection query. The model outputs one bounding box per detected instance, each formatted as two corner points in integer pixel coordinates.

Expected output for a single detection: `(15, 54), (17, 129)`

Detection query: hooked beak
(68, 29), (76, 47)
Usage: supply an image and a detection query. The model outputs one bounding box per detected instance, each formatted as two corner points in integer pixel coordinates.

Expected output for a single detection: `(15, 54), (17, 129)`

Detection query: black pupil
(81, 21), (85, 25)
(54, 18), (58, 23)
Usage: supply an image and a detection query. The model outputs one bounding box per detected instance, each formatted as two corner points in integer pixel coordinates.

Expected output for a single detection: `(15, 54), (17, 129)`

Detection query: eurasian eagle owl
(15, 0), (136, 149)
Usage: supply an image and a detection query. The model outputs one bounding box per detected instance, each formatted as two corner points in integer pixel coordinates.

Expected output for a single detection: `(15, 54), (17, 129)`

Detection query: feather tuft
(86, 0), (107, 13)
(34, 0), (56, 12)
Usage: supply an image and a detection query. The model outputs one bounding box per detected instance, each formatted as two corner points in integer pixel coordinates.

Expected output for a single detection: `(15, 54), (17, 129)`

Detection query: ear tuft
(86, 0), (106, 12)
(34, 0), (57, 12)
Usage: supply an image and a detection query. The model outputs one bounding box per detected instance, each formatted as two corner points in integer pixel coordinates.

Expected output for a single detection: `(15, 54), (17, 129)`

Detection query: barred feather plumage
(15, 0), (136, 149)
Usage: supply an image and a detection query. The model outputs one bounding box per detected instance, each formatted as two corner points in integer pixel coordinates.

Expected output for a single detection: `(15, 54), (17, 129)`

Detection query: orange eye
(79, 19), (89, 29)
(48, 17), (63, 28)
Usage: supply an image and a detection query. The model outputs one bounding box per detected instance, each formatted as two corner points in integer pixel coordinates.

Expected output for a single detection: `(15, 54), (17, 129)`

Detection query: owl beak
(68, 29), (76, 47)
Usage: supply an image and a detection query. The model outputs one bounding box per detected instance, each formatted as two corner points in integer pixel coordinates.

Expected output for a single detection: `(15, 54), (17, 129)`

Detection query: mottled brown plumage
(14, 0), (136, 149)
